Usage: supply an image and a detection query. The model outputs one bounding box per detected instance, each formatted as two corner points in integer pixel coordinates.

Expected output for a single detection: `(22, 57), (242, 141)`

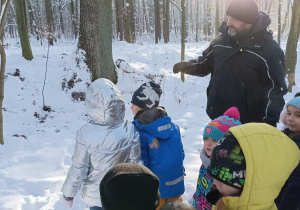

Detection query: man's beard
(228, 26), (252, 41)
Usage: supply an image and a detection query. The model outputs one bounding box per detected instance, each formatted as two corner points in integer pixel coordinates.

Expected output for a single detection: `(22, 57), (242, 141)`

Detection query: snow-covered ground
(0, 38), (299, 210)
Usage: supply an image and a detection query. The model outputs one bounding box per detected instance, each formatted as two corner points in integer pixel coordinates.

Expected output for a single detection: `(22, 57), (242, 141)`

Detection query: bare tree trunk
(26, 0), (34, 35)
(143, 0), (149, 34)
(0, 0), (12, 145)
(7, 4), (14, 38)
(115, 0), (120, 39)
(0, 39), (5, 145)
(45, 0), (54, 45)
(70, 0), (78, 39)
(206, 0), (212, 39)
(75, 0), (79, 37)
(129, 0), (135, 43)
(181, 0), (185, 82)
(196, 0), (199, 42)
(124, 0), (131, 43)
(35, 0), (42, 44)
(163, 0), (169, 43)
(281, 0), (291, 35)
(286, 0), (300, 92)
(203, 1), (207, 37)
(79, 0), (117, 83)
(154, 0), (161, 44)
(15, 0), (33, 60)
(215, 0), (220, 37)
(59, 0), (64, 37)
(116, 0), (124, 41)
(277, 0), (281, 45)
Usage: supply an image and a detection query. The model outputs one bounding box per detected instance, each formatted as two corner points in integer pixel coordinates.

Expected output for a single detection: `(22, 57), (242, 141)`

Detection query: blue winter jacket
(133, 107), (185, 198)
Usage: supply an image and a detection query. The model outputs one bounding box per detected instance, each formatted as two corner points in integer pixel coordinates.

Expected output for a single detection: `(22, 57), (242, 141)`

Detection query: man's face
(227, 16), (253, 39)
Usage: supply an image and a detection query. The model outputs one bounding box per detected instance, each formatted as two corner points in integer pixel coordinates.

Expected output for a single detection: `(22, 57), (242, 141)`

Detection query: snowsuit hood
(221, 123), (300, 209)
(85, 78), (125, 125)
(134, 107), (172, 140)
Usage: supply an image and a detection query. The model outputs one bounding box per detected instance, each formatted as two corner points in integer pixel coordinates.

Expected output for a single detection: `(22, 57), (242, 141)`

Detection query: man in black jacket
(173, 0), (287, 126)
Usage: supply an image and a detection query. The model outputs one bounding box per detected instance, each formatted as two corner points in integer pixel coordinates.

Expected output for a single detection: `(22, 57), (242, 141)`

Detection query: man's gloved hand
(173, 61), (189, 74)
(63, 195), (74, 209)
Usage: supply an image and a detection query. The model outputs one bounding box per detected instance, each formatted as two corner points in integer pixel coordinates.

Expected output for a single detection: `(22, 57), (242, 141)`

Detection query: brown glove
(173, 61), (190, 74)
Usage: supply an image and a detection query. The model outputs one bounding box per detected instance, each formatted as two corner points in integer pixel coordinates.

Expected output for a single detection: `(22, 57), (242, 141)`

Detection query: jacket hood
(223, 123), (300, 209)
(133, 116), (174, 140)
(85, 78), (125, 125)
(252, 12), (271, 34)
(134, 107), (168, 125)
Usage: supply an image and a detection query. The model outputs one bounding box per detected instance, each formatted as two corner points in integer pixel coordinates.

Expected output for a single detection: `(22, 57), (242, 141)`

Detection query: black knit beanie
(226, 0), (259, 24)
(100, 163), (160, 210)
(207, 132), (246, 190)
(131, 82), (162, 110)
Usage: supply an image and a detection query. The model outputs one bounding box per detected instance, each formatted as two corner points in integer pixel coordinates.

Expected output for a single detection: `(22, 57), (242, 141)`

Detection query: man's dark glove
(173, 61), (190, 74)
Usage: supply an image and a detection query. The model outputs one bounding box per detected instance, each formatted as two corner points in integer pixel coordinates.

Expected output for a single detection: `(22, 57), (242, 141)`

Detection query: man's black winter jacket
(179, 12), (287, 126)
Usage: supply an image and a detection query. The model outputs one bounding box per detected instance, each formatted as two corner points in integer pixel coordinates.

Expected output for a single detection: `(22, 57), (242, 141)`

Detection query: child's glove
(206, 185), (223, 205)
(63, 195), (74, 208)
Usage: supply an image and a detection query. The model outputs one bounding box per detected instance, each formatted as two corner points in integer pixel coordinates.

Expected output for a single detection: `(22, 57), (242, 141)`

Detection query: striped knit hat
(203, 107), (242, 142)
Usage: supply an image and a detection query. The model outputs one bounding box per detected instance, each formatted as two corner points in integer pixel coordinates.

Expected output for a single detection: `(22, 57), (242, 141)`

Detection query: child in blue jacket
(131, 82), (185, 210)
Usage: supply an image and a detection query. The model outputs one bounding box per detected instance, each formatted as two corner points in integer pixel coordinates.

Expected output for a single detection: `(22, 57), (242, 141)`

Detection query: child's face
(130, 104), (143, 116)
(286, 105), (300, 133)
(213, 179), (241, 196)
(204, 137), (217, 156)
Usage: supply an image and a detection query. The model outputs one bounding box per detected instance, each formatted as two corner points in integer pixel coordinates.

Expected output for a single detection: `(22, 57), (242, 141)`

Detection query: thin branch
(170, 0), (182, 13)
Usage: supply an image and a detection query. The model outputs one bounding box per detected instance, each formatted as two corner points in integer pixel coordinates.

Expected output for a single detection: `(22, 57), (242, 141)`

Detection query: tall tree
(281, 0), (291, 35)
(277, 0), (281, 45)
(181, 0), (185, 82)
(154, 0), (161, 44)
(129, 0), (135, 43)
(79, 0), (117, 83)
(285, 0), (300, 92)
(163, 0), (170, 43)
(70, 0), (78, 39)
(196, 0), (200, 42)
(115, 0), (124, 41)
(0, 0), (12, 145)
(15, 0), (33, 60)
(58, 0), (64, 37)
(124, 0), (131, 43)
(215, 0), (220, 36)
(26, 0), (34, 35)
(45, 0), (54, 45)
